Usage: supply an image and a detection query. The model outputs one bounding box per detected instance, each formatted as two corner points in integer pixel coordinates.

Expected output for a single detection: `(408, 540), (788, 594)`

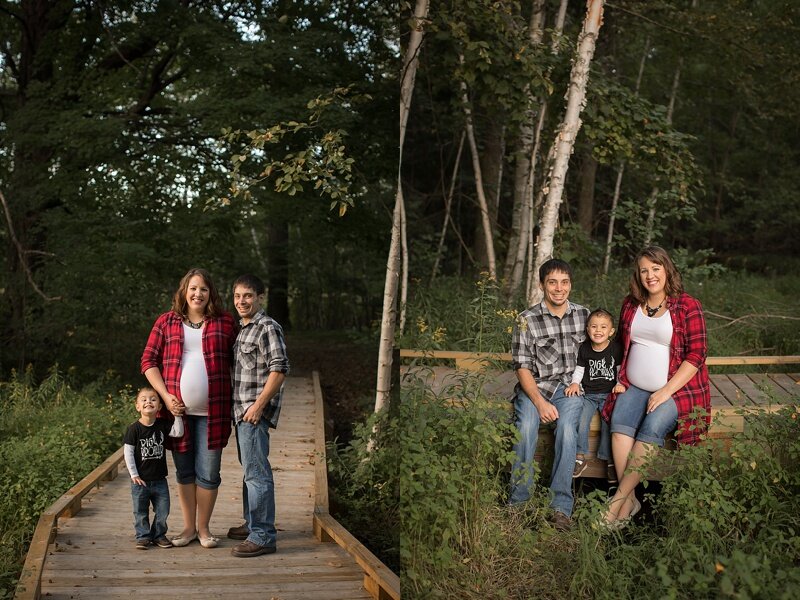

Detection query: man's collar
(239, 308), (266, 327)
(540, 299), (572, 318)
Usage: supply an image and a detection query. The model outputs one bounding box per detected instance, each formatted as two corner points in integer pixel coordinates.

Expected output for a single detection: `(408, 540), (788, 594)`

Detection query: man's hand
(242, 403), (264, 425)
(534, 398), (559, 424)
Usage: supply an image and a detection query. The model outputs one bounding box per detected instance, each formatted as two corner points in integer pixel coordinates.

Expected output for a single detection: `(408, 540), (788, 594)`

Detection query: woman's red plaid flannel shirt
(141, 311), (237, 452)
(601, 292), (711, 445)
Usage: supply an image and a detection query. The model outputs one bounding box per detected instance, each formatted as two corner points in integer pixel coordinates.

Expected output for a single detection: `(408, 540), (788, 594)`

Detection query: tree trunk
(644, 58), (681, 244)
(503, 0), (547, 295)
(603, 35), (649, 274)
(460, 57), (498, 279)
(577, 149), (598, 234)
(432, 130), (466, 281)
(266, 219), (291, 329)
(374, 0), (429, 414)
(470, 119), (503, 273)
(530, 0), (605, 306)
(398, 190), (409, 334)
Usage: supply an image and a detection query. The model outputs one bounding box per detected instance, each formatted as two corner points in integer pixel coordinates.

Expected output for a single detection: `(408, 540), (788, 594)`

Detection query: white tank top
(180, 325), (209, 415)
(626, 308), (673, 392)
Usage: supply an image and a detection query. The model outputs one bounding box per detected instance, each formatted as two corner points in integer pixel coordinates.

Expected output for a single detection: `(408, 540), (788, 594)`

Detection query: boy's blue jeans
(509, 386), (582, 517)
(577, 392), (611, 461)
(235, 417), (277, 547)
(131, 478), (170, 541)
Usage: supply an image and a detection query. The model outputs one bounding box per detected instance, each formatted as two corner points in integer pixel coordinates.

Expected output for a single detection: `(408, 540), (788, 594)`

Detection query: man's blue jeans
(577, 392), (611, 461)
(509, 386), (583, 516)
(235, 418), (277, 547)
(130, 478), (170, 541)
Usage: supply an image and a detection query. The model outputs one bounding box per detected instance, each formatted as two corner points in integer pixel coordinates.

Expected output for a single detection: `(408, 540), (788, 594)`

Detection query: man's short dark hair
(232, 274), (266, 296)
(538, 259), (573, 284)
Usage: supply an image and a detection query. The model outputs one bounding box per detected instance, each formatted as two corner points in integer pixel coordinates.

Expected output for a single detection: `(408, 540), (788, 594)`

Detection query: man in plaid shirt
(227, 274), (290, 557)
(510, 259), (588, 530)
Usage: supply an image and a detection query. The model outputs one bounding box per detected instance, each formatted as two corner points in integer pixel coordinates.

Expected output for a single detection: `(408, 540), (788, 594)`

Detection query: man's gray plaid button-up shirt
(232, 309), (290, 427)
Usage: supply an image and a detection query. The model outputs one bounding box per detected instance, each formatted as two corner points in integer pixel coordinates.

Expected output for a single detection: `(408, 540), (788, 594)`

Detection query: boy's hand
(613, 384), (626, 394)
(165, 394), (185, 416)
(565, 383), (581, 397)
(131, 476), (146, 486)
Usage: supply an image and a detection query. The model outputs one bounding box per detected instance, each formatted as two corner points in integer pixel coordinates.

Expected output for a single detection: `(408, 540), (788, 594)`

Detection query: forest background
(2, 0), (800, 598)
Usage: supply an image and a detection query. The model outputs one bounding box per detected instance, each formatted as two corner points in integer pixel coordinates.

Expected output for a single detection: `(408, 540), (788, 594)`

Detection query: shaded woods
(0, 1), (396, 384)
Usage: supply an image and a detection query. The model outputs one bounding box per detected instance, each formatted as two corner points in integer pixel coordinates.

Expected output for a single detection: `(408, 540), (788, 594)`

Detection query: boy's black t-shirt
(123, 419), (173, 481)
(577, 340), (623, 394)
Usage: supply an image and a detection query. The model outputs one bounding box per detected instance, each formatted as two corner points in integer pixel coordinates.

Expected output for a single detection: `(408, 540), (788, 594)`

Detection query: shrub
(0, 367), (134, 598)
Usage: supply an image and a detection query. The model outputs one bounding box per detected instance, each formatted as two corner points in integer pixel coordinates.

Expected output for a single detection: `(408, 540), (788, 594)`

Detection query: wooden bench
(400, 350), (800, 478)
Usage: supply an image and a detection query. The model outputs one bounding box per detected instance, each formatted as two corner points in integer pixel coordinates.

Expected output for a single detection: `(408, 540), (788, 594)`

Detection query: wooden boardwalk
(18, 374), (398, 600)
(401, 352), (800, 478)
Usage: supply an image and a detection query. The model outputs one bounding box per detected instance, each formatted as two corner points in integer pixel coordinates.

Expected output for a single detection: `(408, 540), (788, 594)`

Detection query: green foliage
(327, 409), (400, 572)
(399, 372), (526, 598)
(401, 274), (518, 354)
(0, 368), (135, 597)
(221, 87), (361, 213)
(569, 404), (800, 600)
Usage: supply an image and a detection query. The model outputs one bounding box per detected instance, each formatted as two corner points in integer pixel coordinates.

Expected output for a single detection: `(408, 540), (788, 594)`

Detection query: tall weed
(0, 369), (134, 598)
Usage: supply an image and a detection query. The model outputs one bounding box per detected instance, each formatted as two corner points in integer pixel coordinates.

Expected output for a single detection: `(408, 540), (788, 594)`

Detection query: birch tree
(374, 0), (429, 414)
(530, 0), (605, 306)
(459, 54), (498, 279)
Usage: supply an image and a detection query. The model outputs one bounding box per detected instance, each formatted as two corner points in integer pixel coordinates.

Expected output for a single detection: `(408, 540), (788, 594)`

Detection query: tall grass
(400, 270), (800, 358)
(0, 367), (135, 598)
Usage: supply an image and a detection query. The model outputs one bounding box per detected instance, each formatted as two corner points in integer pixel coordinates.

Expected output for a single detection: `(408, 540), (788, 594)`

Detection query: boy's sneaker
(607, 462), (618, 485)
(572, 456), (589, 478)
(154, 536), (173, 548)
(135, 538), (150, 550)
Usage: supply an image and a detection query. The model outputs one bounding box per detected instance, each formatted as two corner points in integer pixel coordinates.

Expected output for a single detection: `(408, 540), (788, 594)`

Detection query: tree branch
(706, 310), (800, 331)
(0, 189), (61, 302)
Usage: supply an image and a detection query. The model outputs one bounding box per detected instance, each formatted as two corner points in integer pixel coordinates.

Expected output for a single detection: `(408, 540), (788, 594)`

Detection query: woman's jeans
(577, 392), (611, 460)
(509, 386), (582, 516)
(610, 384), (678, 446)
(172, 415), (222, 489)
(131, 478), (170, 540)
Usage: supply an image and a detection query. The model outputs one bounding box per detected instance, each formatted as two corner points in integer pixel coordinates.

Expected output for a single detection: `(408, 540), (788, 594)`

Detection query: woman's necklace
(185, 316), (204, 329)
(645, 298), (664, 318)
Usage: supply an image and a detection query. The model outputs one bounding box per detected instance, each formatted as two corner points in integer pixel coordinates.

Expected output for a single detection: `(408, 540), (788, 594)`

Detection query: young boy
(565, 308), (626, 483)
(123, 386), (184, 549)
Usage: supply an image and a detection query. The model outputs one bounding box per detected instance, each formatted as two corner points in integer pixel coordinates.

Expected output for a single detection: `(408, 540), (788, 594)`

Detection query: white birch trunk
(460, 54), (498, 279)
(374, 0), (429, 414)
(398, 189), (409, 334)
(432, 130), (466, 281)
(530, 0), (605, 306)
(503, 0), (547, 294)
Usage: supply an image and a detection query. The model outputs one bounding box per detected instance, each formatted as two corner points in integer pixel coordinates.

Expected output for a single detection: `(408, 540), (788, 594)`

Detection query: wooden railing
(15, 448), (125, 599)
(16, 372), (400, 600)
(400, 349), (800, 370)
(311, 371), (400, 600)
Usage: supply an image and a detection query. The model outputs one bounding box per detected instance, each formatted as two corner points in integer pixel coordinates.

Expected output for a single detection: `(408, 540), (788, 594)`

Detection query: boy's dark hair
(538, 258), (573, 284)
(232, 274), (266, 296)
(587, 308), (615, 327)
(135, 386), (159, 403)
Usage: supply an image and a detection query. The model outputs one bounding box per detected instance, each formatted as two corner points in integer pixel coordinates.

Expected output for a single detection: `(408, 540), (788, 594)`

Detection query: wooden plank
(313, 513), (400, 600)
(728, 374), (770, 405)
(767, 373), (800, 398)
(400, 348), (800, 367)
(312, 371), (330, 514)
(710, 375), (748, 406)
(747, 373), (793, 402)
(21, 375), (394, 600)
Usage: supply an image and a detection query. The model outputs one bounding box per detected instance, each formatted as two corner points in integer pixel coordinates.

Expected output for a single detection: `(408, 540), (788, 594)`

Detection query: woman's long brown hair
(171, 268), (225, 318)
(629, 246), (684, 305)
